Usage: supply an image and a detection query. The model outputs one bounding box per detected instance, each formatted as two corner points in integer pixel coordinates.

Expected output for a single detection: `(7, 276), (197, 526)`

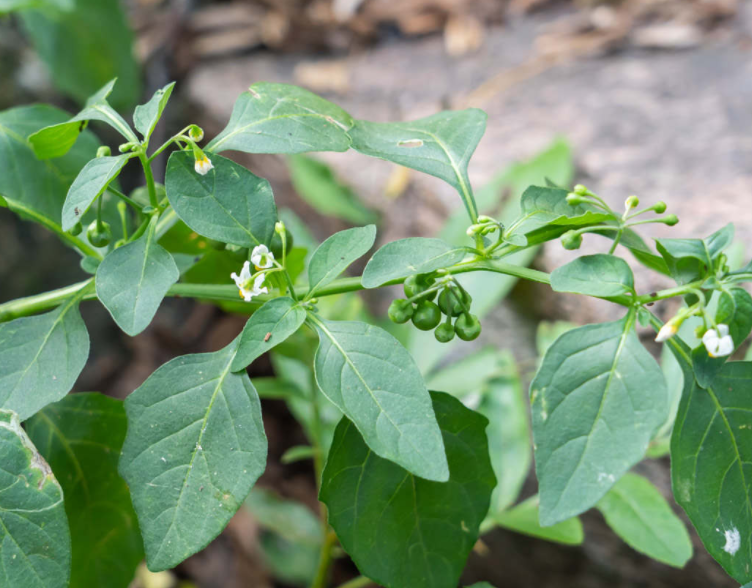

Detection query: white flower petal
(716, 335), (735, 357)
(717, 324), (730, 338)
(240, 260), (252, 281)
(194, 156), (214, 176)
(655, 323), (677, 343)
(251, 244), (274, 269)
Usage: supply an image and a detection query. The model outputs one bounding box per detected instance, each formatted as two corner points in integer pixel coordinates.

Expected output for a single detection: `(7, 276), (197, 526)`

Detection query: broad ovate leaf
(493, 496), (584, 546)
(62, 154), (132, 231)
(165, 151), (277, 247)
(25, 393), (144, 588)
(208, 82), (353, 154)
(0, 409), (71, 588)
(362, 237), (466, 289)
(307, 225), (376, 297)
(95, 217), (179, 336)
(320, 392), (495, 588)
(310, 317), (448, 481)
(349, 109), (486, 221)
(119, 340), (267, 571)
(231, 297), (306, 372)
(597, 473), (692, 568)
(531, 312), (668, 525)
(133, 82), (176, 141)
(0, 294), (89, 420)
(669, 343), (752, 583)
(551, 254), (635, 298)
(28, 79), (136, 159)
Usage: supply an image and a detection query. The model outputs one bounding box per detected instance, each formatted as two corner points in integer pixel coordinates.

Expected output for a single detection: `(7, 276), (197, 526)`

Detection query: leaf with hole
(118, 339), (267, 571)
(311, 317), (448, 481)
(25, 393), (144, 588)
(320, 392), (495, 588)
(531, 312), (668, 525)
(0, 409), (71, 588)
(165, 151), (277, 247)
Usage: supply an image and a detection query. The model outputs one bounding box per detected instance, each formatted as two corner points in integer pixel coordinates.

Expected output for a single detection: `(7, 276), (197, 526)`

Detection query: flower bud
(655, 322), (678, 343)
(188, 125), (205, 142)
(275, 220), (286, 235)
(625, 195), (639, 209)
(96, 146), (111, 158)
(118, 142), (137, 153)
(561, 230), (583, 250)
(653, 201), (667, 214)
(574, 184), (588, 196)
(663, 214), (679, 226)
(566, 193), (588, 206)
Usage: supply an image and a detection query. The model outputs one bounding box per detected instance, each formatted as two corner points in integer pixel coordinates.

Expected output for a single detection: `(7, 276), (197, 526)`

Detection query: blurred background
(1, 0), (751, 586)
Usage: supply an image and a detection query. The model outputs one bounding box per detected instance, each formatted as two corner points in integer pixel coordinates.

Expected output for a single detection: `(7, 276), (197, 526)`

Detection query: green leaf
(536, 321), (578, 357)
(0, 104), (99, 223)
(28, 79), (136, 160)
(25, 393), (144, 588)
(95, 217), (180, 336)
(165, 151), (278, 247)
(281, 445), (316, 464)
(361, 237), (466, 289)
(482, 353), (531, 514)
(208, 83), (353, 154)
(62, 154), (132, 231)
(287, 154), (377, 225)
(307, 225), (376, 297)
(669, 346), (752, 583)
(0, 409), (71, 588)
(349, 109), (486, 221)
(231, 297), (306, 371)
(647, 345), (685, 458)
(0, 295), (89, 421)
(20, 0), (140, 110)
(320, 392), (495, 588)
(531, 312), (668, 525)
(597, 472), (692, 568)
(693, 287), (752, 389)
(506, 185), (614, 240)
(118, 339), (267, 571)
(245, 487), (322, 586)
(133, 82), (176, 141)
(0, 0), (71, 12)
(425, 346), (503, 399)
(310, 316), (448, 481)
(551, 254), (635, 297)
(493, 496), (583, 546)
(656, 223), (734, 285)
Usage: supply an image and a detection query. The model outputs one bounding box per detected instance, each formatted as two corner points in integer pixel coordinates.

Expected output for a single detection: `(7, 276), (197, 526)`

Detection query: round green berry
(455, 313), (482, 341)
(434, 322), (455, 343)
(388, 299), (414, 324)
(438, 288), (471, 317)
(404, 274), (436, 301)
(86, 221), (112, 247)
(412, 300), (441, 331)
(561, 230), (582, 250)
(68, 221), (83, 237)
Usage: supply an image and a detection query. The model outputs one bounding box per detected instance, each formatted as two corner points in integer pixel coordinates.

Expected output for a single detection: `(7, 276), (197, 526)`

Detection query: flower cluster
(230, 245), (275, 302)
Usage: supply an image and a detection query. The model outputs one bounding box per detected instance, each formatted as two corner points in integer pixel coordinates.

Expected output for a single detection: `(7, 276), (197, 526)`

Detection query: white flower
(251, 244), (274, 269)
(231, 262), (268, 302)
(702, 324), (734, 358)
(194, 155), (214, 175)
(655, 323), (678, 343)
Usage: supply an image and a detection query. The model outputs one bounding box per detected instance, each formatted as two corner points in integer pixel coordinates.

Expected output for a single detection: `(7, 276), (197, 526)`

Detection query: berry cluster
(388, 274), (481, 342)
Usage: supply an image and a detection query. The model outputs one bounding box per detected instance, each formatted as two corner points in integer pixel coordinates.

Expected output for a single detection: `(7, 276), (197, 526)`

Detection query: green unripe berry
(68, 221), (83, 236)
(455, 313), (482, 341)
(625, 195), (639, 209)
(86, 220), (112, 247)
(663, 214), (679, 226)
(270, 230), (294, 258)
(434, 322), (455, 343)
(438, 287), (472, 317)
(574, 184), (588, 196)
(404, 274), (436, 301)
(412, 300), (441, 331)
(388, 299), (413, 324)
(561, 230), (582, 250)
(566, 193), (587, 206)
(653, 201), (667, 214)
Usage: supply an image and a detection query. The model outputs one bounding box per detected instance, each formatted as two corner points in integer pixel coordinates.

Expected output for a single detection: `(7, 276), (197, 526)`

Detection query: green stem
(311, 530), (338, 588)
(337, 577), (372, 588)
(147, 125), (192, 163)
(0, 279), (94, 321)
(138, 152), (159, 208)
(2, 201), (102, 260)
(608, 228), (623, 254)
(107, 186), (144, 216)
